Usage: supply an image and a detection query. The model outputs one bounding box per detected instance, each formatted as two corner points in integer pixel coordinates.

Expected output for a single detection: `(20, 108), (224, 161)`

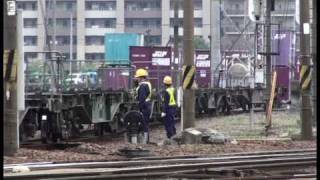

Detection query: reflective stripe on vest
(166, 87), (176, 106)
(138, 81), (152, 101)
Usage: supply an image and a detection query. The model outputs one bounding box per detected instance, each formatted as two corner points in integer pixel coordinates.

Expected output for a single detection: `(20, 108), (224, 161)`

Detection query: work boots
(142, 132), (149, 144)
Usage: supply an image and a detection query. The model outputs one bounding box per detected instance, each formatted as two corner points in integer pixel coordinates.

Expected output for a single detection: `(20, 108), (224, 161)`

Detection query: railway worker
(135, 68), (152, 143)
(161, 76), (177, 139)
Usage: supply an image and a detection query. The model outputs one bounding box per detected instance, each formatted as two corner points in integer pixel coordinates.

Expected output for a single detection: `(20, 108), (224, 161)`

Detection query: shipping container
(98, 67), (130, 91)
(274, 65), (290, 102)
(271, 31), (295, 66)
(104, 33), (144, 65)
(130, 47), (213, 89)
(130, 46), (173, 90)
(195, 50), (211, 88)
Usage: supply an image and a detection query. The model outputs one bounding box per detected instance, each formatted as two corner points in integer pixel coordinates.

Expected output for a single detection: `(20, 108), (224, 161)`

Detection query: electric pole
(173, 0), (180, 88)
(210, 0), (221, 88)
(182, 0), (195, 129)
(299, 0), (313, 139)
(4, 0), (18, 156)
(264, 0), (272, 104)
(70, 13), (73, 75)
(312, 0), (317, 127)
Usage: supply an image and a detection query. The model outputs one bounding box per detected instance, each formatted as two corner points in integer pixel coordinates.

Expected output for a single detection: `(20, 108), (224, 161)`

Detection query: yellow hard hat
(163, 76), (172, 85)
(135, 68), (148, 78)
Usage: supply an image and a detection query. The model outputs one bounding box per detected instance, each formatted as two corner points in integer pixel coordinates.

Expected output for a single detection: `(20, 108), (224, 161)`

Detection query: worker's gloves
(161, 112), (166, 117)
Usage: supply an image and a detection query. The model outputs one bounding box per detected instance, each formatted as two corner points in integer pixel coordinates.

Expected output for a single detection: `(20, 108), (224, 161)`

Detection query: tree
(193, 37), (210, 49)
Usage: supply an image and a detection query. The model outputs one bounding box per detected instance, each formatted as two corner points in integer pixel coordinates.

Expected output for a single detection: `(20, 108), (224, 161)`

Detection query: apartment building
(17, 0), (297, 61)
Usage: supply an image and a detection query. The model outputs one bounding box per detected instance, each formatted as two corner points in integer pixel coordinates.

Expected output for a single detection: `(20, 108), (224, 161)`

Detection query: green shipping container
(104, 33), (143, 65)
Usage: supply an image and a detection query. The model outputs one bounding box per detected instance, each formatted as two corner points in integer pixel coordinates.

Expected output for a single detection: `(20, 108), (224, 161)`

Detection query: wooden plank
(266, 71), (277, 128)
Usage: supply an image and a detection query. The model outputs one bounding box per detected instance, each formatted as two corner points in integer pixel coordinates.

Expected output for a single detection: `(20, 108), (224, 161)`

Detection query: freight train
(20, 31), (295, 143)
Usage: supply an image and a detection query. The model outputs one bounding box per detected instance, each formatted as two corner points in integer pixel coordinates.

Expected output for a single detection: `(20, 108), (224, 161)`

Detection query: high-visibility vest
(138, 81), (152, 102)
(166, 87), (176, 106)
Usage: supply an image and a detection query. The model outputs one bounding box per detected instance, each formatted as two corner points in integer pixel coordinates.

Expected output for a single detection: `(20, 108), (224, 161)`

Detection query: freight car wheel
(216, 96), (227, 115)
(94, 123), (103, 136)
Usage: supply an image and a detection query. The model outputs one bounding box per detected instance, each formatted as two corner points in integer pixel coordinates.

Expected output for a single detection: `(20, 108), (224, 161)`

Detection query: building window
(125, 18), (161, 28)
(125, 0), (161, 11)
(85, 53), (104, 60)
(56, 1), (76, 11)
(48, 18), (76, 28)
(235, 4), (239, 10)
(85, 36), (104, 45)
(24, 18), (37, 28)
(170, 0), (201, 10)
(24, 52), (38, 61)
(145, 35), (161, 45)
(170, 18), (202, 27)
(85, 18), (116, 28)
(24, 36), (37, 46)
(46, 36), (76, 46)
(17, 1), (37, 11)
(85, 1), (116, 11)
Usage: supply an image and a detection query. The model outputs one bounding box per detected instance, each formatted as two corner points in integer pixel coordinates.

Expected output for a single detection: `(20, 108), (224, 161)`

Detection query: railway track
(4, 149), (316, 180)
(20, 107), (280, 147)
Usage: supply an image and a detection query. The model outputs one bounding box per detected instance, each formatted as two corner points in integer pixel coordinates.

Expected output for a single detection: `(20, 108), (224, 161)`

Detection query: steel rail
(131, 148), (316, 160)
(170, 173), (317, 180)
(4, 152), (316, 172)
(5, 161), (316, 180)
(6, 148), (315, 167)
(4, 156), (316, 179)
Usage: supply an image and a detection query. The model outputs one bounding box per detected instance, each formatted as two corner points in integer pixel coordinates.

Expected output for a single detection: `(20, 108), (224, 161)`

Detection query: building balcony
(125, 27), (161, 35)
(125, 10), (161, 18)
(224, 9), (245, 15)
(46, 10), (76, 18)
(47, 27), (77, 35)
(85, 45), (104, 53)
(23, 28), (38, 36)
(53, 45), (77, 53)
(23, 46), (38, 52)
(22, 11), (37, 18)
(169, 27), (202, 36)
(169, 10), (203, 18)
(85, 10), (117, 18)
(85, 28), (116, 36)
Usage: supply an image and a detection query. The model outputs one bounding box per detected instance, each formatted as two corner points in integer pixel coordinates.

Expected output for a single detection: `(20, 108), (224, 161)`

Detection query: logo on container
(196, 54), (209, 60)
(152, 51), (168, 58)
(132, 54), (146, 58)
(196, 60), (210, 68)
(273, 33), (286, 40)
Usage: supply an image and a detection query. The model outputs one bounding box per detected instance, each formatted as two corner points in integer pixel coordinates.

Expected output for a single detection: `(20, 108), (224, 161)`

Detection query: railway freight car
(20, 33), (297, 143)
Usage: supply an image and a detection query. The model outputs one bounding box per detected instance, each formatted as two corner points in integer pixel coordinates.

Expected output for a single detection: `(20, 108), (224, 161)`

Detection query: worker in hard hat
(161, 76), (177, 139)
(135, 68), (152, 144)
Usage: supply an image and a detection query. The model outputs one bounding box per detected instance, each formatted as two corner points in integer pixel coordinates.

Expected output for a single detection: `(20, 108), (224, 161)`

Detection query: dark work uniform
(162, 86), (177, 138)
(137, 80), (152, 133)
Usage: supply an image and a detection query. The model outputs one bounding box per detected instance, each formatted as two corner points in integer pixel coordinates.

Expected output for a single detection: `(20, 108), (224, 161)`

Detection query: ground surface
(4, 111), (317, 164)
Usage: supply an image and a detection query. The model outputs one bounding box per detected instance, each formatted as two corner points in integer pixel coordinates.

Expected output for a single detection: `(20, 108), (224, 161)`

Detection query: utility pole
(299, 0), (313, 139)
(210, 0), (221, 88)
(70, 13), (73, 75)
(173, 0), (180, 88)
(52, 0), (56, 51)
(4, 0), (18, 156)
(51, 0), (57, 93)
(312, 0), (317, 127)
(264, 0), (272, 104)
(182, 0), (195, 129)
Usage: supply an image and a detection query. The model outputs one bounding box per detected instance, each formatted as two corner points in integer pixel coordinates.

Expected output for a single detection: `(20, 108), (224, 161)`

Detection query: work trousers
(164, 107), (176, 138)
(139, 101), (151, 133)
